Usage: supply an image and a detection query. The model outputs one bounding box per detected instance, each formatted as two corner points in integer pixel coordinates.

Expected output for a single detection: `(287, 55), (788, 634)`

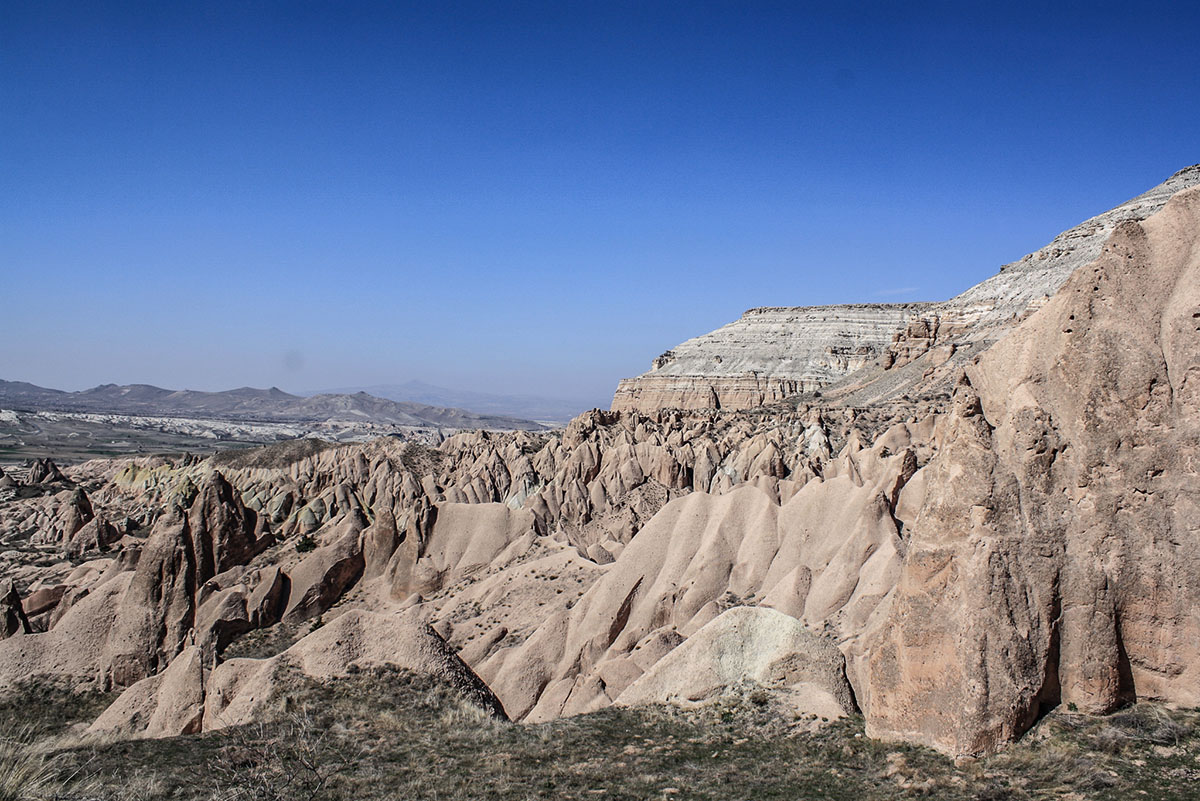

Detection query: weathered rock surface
(202, 610), (504, 731)
(104, 472), (269, 684)
(3, 167), (1198, 760)
(90, 646), (208, 738)
(616, 606), (854, 722)
(0, 573), (133, 688)
(90, 610), (505, 738)
(484, 426), (913, 723)
(866, 184), (1200, 754)
(282, 524), (365, 624)
(613, 304), (930, 411)
(26, 458), (67, 485)
(386, 502), (540, 600)
(613, 166), (1200, 413)
(0, 579), (31, 639)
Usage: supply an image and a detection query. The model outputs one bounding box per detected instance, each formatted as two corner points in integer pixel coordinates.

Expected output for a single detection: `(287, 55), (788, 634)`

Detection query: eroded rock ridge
(1, 169), (1197, 758)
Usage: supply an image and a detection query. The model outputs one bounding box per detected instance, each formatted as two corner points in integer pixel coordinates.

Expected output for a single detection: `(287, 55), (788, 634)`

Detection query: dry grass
(0, 724), (57, 801)
(400, 442), (446, 473)
(3, 671), (1198, 801)
(210, 439), (338, 470)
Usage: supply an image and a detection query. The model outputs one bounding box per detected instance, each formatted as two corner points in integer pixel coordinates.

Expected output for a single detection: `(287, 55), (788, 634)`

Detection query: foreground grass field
(1, 669), (1197, 801)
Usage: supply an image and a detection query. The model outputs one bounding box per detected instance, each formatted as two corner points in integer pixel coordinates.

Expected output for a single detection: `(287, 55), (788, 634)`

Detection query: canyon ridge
(1, 165), (1198, 762)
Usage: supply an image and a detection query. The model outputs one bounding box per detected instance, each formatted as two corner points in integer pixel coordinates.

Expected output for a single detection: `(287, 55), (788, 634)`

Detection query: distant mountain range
(0, 380), (547, 431)
(305, 380), (599, 423)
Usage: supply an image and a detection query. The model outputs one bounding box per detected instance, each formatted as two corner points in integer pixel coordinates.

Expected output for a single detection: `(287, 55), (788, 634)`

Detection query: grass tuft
(3, 672), (1197, 801)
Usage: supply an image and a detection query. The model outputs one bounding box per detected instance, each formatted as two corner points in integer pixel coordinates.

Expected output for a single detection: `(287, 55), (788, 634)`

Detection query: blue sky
(2, 1), (1197, 406)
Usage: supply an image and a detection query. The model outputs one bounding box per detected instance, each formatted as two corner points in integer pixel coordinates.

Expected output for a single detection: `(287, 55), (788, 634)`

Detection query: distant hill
(308, 380), (599, 423)
(0, 380), (547, 431)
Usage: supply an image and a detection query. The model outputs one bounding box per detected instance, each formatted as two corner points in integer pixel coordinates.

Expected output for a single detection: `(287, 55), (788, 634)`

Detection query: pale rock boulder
(616, 606), (854, 722)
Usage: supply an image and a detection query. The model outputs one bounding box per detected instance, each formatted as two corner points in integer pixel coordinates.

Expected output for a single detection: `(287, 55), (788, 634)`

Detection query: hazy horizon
(3, 2), (1198, 402)
(1, 374), (605, 409)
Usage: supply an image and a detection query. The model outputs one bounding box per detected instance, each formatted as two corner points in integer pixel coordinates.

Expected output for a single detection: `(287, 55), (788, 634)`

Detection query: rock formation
(0, 579), (31, 639)
(91, 610), (505, 737)
(26, 458), (67, 485)
(866, 184), (1200, 754)
(613, 165), (1200, 413)
(616, 606), (855, 723)
(1, 166), (1197, 760)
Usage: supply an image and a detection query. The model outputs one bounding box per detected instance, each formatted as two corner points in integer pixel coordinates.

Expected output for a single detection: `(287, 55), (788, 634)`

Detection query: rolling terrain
(0, 381), (549, 463)
(0, 167), (1197, 800)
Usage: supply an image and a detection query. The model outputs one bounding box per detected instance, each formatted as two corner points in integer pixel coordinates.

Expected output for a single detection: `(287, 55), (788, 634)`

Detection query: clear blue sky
(2, 1), (1197, 406)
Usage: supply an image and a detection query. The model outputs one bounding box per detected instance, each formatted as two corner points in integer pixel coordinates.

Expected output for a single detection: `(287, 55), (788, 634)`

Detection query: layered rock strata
(613, 304), (929, 411)
(613, 165), (1200, 412)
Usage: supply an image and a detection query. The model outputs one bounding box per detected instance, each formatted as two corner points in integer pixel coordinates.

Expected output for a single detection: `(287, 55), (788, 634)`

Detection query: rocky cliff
(1, 169), (1197, 760)
(867, 184), (1200, 753)
(612, 304), (931, 411)
(613, 165), (1200, 413)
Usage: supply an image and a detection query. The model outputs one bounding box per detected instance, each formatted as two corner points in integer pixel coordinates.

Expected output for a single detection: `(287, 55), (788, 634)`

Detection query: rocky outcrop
(91, 611), (505, 738)
(26, 458), (67, 485)
(614, 166), (1200, 413)
(63, 515), (122, 557)
(482, 427), (914, 722)
(612, 304), (929, 412)
(202, 611), (505, 731)
(0, 579), (31, 639)
(195, 566), (290, 654)
(90, 646), (208, 738)
(616, 606), (854, 722)
(0, 573), (134, 688)
(87, 472), (270, 686)
(865, 185), (1200, 755)
(21, 585), (65, 620)
(385, 503), (540, 600)
(7, 174), (1200, 759)
(282, 524), (365, 623)
(57, 489), (94, 542)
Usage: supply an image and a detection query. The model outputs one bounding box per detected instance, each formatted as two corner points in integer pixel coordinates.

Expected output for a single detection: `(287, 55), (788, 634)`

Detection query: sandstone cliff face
(613, 166), (1200, 413)
(866, 185), (1200, 754)
(612, 304), (929, 412)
